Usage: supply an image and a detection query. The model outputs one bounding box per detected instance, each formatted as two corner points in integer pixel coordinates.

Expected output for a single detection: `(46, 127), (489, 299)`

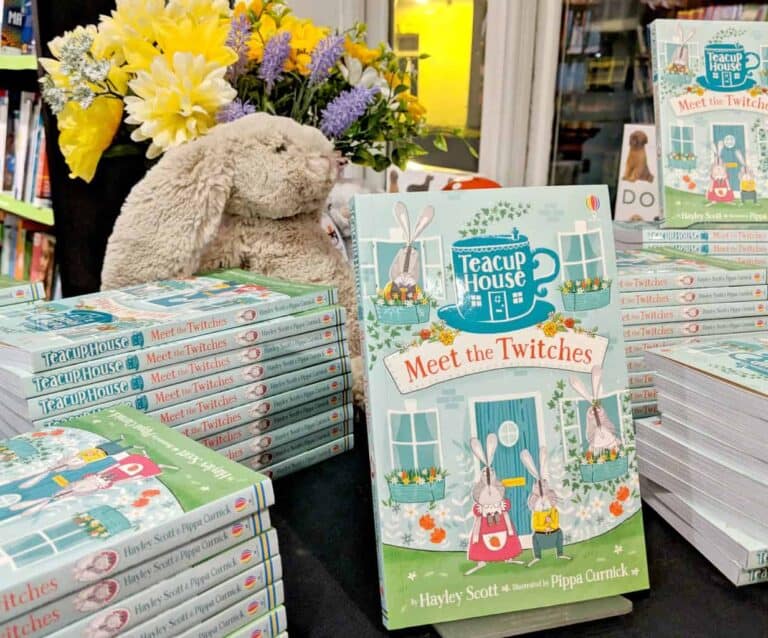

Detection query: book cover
(0, 269), (338, 372)
(223, 609), (287, 638)
(614, 124), (661, 222)
(2, 212), (17, 276)
(1, 0), (23, 52)
(644, 227), (768, 242)
(621, 299), (767, 325)
(0, 406), (274, 618)
(0, 307), (345, 398)
(650, 20), (768, 227)
(623, 315), (767, 340)
(619, 283), (766, 308)
(351, 187), (649, 628)
(0, 527), (277, 638)
(616, 248), (766, 291)
(2, 93), (16, 193)
(258, 434), (354, 481)
(174, 598), (286, 638)
(642, 241), (768, 255)
(0, 272), (44, 306)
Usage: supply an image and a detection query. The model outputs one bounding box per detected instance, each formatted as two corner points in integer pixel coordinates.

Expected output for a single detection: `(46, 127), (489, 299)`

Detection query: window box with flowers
(668, 152), (697, 171)
(373, 282), (433, 325)
(386, 467), (447, 503)
(663, 62), (693, 88)
(580, 448), (629, 483)
(559, 277), (612, 312)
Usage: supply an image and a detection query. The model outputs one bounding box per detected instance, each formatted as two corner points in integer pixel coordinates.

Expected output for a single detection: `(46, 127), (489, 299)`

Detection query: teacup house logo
(697, 41), (760, 92)
(437, 228), (560, 333)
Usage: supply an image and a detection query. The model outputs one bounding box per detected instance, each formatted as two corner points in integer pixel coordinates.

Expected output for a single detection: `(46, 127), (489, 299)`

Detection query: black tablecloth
(270, 412), (768, 637)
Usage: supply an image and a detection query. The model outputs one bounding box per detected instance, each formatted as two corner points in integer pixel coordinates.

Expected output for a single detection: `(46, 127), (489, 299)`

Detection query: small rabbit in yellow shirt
(740, 165), (758, 204)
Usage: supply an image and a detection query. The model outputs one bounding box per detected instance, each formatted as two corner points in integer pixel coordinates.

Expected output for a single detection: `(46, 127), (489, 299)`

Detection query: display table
(270, 410), (768, 637)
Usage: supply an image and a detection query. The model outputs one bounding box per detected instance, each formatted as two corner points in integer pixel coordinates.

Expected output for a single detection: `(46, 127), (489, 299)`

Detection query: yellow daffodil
(165, 0), (230, 21)
(280, 15), (328, 75)
(154, 16), (237, 68)
(56, 97), (123, 182)
(344, 37), (379, 66)
(400, 93), (426, 121)
(125, 52), (236, 159)
(93, 0), (164, 68)
(246, 13), (278, 61)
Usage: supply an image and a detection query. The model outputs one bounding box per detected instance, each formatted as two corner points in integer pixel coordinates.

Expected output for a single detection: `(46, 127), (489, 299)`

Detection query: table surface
(270, 413), (768, 638)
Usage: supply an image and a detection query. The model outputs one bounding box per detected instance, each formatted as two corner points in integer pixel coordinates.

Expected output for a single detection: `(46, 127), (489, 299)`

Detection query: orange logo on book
(247, 601), (261, 615)
(231, 523), (245, 537)
(250, 631), (263, 638)
(14, 291), (23, 298)
(244, 575), (259, 589)
(330, 396), (339, 405)
(324, 330), (332, 337)
(331, 412), (339, 420)
(234, 497), (248, 512)
(326, 347), (335, 356)
(329, 364), (338, 373)
(330, 381), (339, 389)
(240, 549), (254, 563)
(322, 314), (332, 323)
(316, 295), (325, 303)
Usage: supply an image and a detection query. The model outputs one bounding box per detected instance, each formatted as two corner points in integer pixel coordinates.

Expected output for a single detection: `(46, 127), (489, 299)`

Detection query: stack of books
(0, 269), (354, 479)
(636, 335), (768, 585)
(0, 406), (288, 637)
(1, 212), (56, 299)
(0, 271), (43, 306)
(617, 248), (768, 417)
(642, 227), (768, 268)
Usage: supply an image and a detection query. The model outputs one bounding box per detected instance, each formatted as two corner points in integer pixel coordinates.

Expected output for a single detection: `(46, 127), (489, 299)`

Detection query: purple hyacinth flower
(320, 85), (379, 138)
(309, 35), (344, 85)
(259, 31), (291, 91)
(226, 14), (252, 81)
(217, 99), (257, 124)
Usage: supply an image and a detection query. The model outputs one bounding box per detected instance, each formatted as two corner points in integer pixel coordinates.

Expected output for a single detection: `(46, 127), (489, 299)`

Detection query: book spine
(1, 214), (16, 276)
(129, 579), (284, 638)
(202, 403), (352, 452)
(648, 22), (665, 199)
(624, 335), (711, 356)
(54, 549), (282, 637)
(619, 284), (767, 308)
(630, 387), (657, 403)
(19, 314), (345, 397)
(621, 300), (767, 326)
(0, 521), (274, 638)
(0, 484), (275, 619)
(33, 129), (50, 208)
(626, 356), (651, 372)
(224, 419), (351, 465)
(644, 228), (768, 243)
(179, 390), (351, 441)
(0, 280), (42, 305)
(617, 269), (767, 291)
(145, 360), (349, 428)
(628, 371), (654, 388)
(220, 607), (287, 638)
(27, 344), (348, 420)
(33, 293), (342, 372)
(257, 434), (355, 480)
(631, 401), (659, 418)
(12, 219), (23, 279)
(623, 316), (767, 341)
(643, 242), (768, 256)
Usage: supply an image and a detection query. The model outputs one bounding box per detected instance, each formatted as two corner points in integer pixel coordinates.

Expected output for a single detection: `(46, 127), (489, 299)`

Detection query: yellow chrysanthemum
(124, 52), (236, 159)
(93, 0), (164, 67)
(154, 16), (237, 69)
(56, 97), (123, 182)
(165, 0), (230, 21)
(344, 37), (379, 66)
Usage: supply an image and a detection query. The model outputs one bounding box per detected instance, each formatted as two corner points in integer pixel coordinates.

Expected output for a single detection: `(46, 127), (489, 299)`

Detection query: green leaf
(433, 133), (448, 152)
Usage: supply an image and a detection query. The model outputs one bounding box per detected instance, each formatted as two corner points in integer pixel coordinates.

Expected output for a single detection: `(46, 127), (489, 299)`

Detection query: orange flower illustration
(616, 486), (630, 502)
(430, 527), (446, 543)
(609, 500), (624, 517)
(419, 514), (436, 530)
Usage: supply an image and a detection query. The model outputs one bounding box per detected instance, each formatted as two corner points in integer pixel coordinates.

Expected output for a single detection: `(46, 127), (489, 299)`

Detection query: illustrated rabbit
(465, 433), (523, 575)
(670, 24), (694, 72)
(520, 447), (571, 567)
(740, 160), (758, 204)
(706, 142), (735, 205)
(388, 202), (435, 295)
(570, 366), (621, 456)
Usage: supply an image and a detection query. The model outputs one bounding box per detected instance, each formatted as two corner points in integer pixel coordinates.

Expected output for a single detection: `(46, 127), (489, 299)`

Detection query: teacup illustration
(698, 43), (759, 91)
(437, 228), (560, 333)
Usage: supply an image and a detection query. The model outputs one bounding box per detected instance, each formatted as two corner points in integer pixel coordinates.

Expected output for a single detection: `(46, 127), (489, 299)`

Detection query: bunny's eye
(275, 143), (287, 153)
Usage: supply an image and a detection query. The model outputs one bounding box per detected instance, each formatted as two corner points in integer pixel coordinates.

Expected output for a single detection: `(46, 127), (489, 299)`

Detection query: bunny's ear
(519, 449), (538, 479)
(591, 365), (604, 399)
(539, 446), (550, 482)
(485, 433), (498, 466)
(412, 205), (435, 240)
(393, 202), (411, 240)
(570, 375), (593, 401)
(101, 138), (235, 290)
(470, 438), (486, 465)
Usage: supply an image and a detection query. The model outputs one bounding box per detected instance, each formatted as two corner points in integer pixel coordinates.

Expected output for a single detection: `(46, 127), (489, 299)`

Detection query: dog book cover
(650, 20), (768, 227)
(350, 186), (649, 629)
(0, 406), (273, 621)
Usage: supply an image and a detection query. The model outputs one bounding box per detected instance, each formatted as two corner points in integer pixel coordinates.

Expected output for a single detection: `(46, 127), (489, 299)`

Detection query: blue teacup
(702, 43), (759, 91)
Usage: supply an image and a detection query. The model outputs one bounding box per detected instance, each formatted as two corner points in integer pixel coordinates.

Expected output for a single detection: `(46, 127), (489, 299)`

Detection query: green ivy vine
(457, 201), (532, 238)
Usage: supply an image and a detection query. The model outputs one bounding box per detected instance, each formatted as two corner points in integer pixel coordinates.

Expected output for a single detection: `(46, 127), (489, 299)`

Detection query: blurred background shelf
(0, 193), (53, 226)
(0, 54), (36, 71)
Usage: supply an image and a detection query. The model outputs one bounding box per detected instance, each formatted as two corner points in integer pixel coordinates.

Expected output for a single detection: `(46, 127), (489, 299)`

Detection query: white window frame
(558, 228), (607, 282)
(660, 40), (700, 73)
(387, 408), (443, 470)
(559, 390), (625, 456)
(670, 124), (695, 156)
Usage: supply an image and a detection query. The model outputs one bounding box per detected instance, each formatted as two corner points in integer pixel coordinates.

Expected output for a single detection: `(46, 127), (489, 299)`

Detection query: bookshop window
(564, 392), (624, 453)
(558, 229), (606, 282)
(389, 410), (443, 470)
(390, 0), (486, 172)
(670, 125), (694, 157)
(369, 239), (446, 299)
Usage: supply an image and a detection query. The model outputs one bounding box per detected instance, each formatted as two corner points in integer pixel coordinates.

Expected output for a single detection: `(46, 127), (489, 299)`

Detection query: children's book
(644, 227), (768, 243)
(0, 406), (274, 619)
(623, 315), (767, 341)
(619, 284), (767, 308)
(351, 186), (649, 629)
(224, 610), (287, 638)
(174, 600), (286, 638)
(0, 272), (43, 306)
(641, 242), (768, 256)
(257, 434), (354, 480)
(616, 248), (766, 291)
(1, 0), (23, 53)
(614, 124), (661, 222)
(650, 20), (768, 227)
(0, 269), (338, 372)
(621, 299), (767, 325)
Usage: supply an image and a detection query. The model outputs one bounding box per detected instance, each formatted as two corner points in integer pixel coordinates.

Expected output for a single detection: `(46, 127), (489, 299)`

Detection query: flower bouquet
(559, 276), (612, 312)
(40, 0), (451, 183)
(580, 447), (629, 483)
(386, 467), (447, 503)
(373, 281), (432, 325)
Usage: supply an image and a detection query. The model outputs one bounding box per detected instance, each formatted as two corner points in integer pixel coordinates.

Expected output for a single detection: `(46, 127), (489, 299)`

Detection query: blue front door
(473, 397), (541, 535)
(713, 124), (747, 191)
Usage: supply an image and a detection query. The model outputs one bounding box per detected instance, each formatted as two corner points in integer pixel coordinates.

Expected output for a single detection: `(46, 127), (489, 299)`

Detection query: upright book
(0, 269), (337, 372)
(351, 186), (649, 629)
(650, 20), (768, 226)
(0, 273), (44, 306)
(0, 406), (274, 619)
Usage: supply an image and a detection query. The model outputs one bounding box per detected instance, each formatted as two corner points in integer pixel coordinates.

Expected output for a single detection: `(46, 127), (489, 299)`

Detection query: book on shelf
(650, 20), (768, 227)
(1, 0), (34, 55)
(351, 185), (649, 629)
(0, 272), (43, 306)
(0, 211), (55, 299)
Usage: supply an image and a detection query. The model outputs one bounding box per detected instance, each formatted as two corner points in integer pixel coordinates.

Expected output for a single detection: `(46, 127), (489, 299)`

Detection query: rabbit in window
(570, 366), (621, 457)
(388, 202), (435, 296)
(465, 433), (523, 575)
(706, 142), (735, 205)
(669, 24), (694, 74)
(520, 447), (571, 567)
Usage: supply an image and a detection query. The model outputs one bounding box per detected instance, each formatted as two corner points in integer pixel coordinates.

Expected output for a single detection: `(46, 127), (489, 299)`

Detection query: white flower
(613, 544), (624, 555)
(339, 55), (390, 95)
(414, 476), (424, 485)
(376, 298), (385, 305)
(577, 507), (591, 521)
(435, 505), (450, 522)
(591, 497), (604, 512)
(388, 476), (399, 485)
(403, 504), (418, 519)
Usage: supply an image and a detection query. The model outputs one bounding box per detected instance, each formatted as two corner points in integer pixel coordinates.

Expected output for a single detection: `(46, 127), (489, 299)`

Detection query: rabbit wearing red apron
(706, 142), (735, 205)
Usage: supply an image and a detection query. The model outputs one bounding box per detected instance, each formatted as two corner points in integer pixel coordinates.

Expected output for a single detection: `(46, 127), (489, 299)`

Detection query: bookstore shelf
(0, 54), (36, 71)
(0, 193), (53, 225)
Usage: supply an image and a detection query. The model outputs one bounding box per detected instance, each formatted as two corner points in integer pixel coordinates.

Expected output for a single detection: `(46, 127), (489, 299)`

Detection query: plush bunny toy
(101, 113), (363, 403)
